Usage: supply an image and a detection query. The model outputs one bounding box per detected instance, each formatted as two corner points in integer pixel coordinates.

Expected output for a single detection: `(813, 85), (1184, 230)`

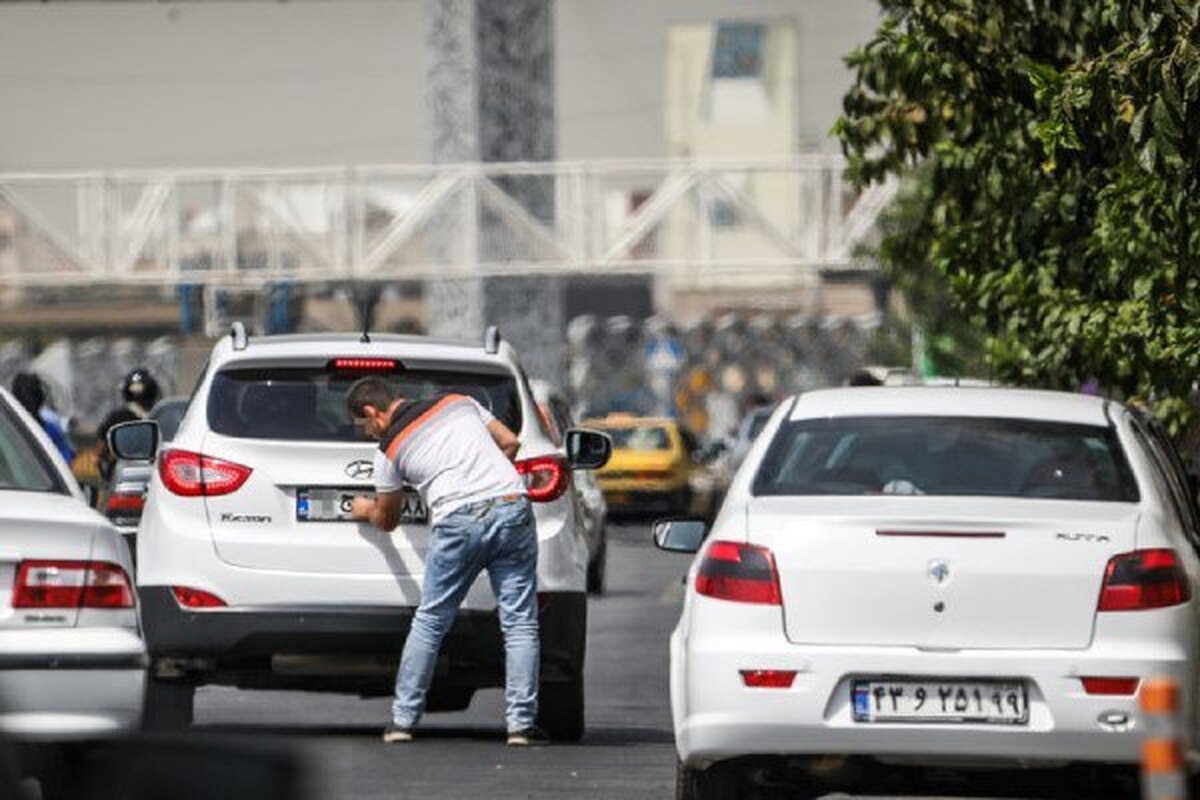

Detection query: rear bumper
(602, 488), (688, 513)
(0, 628), (146, 741)
(140, 586), (586, 689)
(673, 630), (1193, 768)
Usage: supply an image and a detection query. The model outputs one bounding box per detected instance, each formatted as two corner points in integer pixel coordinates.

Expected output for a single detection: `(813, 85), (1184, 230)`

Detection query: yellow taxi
(584, 414), (695, 516)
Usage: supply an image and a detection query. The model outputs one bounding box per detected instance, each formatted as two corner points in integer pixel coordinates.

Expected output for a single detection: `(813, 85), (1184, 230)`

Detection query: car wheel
(676, 759), (741, 800)
(672, 489), (692, 517)
(536, 674), (584, 741)
(142, 675), (195, 730)
(586, 532), (607, 595)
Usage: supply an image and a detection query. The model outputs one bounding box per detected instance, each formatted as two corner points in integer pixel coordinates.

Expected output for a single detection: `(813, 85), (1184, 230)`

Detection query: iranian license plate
(296, 488), (428, 524)
(852, 679), (1028, 724)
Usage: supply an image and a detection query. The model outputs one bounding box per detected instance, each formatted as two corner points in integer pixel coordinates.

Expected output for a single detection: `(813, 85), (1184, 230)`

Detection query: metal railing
(0, 157), (893, 288)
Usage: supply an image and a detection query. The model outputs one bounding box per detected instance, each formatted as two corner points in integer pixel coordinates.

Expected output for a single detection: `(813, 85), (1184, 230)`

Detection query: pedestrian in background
(346, 376), (546, 746)
(11, 372), (74, 463)
(96, 367), (160, 481)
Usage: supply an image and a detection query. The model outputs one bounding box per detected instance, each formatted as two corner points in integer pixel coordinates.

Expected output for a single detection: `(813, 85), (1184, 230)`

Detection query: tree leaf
(1130, 105), (1148, 142)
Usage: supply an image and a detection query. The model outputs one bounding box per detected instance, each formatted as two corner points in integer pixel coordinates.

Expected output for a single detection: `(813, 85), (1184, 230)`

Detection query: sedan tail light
(515, 455), (569, 502)
(694, 540), (782, 605)
(1098, 549), (1191, 611)
(13, 560), (134, 609)
(105, 491), (145, 518)
(159, 449), (252, 497)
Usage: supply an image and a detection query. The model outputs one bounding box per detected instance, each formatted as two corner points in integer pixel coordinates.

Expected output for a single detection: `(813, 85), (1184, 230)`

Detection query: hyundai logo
(345, 460), (374, 480)
(928, 559), (951, 586)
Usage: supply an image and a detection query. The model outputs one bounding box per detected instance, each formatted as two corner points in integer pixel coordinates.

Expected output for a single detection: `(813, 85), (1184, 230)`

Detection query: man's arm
(350, 491), (403, 532)
(487, 419), (519, 461)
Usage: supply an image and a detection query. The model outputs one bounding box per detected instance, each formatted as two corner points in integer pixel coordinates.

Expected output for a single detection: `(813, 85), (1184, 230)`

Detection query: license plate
(607, 492), (632, 504)
(852, 679), (1028, 724)
(296, 488), (428, 524)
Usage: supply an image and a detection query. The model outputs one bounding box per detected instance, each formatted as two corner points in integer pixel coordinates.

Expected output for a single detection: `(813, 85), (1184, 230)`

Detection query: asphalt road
(37, 523), (1136, 800)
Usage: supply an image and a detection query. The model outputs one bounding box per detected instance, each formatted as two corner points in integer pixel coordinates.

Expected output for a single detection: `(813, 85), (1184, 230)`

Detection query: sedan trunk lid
(747, 496), (1139, 650)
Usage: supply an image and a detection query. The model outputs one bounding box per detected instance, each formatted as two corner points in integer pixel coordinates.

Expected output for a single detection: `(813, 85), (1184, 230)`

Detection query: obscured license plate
(296, 488), (428, 524)
(852, 679), (1028, 724)
(607, 492), (633, 504)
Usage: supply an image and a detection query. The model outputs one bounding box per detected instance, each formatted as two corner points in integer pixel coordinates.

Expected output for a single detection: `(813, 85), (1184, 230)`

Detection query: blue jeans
(392, 496), (540, 732)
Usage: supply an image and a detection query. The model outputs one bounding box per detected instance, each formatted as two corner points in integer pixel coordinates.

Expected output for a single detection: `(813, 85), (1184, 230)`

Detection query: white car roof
(211, 332), (514, 369)
(789, 386), (1114, 426)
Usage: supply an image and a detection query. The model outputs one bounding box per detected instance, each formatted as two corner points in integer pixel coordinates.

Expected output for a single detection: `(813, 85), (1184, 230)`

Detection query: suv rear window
(207, 366), (522, 441)
(753, 416), (1138, 502)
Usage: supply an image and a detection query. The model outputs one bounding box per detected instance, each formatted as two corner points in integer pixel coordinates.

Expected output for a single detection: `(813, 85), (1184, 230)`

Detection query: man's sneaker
(382, 724), (414, 743)
(506, 726), (550, 747)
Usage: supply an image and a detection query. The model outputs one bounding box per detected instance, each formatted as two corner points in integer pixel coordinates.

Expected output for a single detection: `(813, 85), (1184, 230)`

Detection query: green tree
(836, 0), (1200, 432)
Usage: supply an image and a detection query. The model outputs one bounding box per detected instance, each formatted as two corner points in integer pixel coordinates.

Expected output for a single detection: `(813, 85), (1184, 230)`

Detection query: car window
(745, 407), (773, 441)
(207, 366), (522, 441)
(1143, 416), (1200, 533)
(1130, 418), (1200, 541)
(149, 400), (188, 442)
(609, 426), (671, 451)
(753, 416), (1139, 501)
(0, 401), (66, 494)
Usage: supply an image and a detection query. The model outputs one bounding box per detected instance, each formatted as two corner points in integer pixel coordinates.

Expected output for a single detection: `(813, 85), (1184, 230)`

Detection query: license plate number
(852, 679), (1028, 724)
(296, 488), (428, 524)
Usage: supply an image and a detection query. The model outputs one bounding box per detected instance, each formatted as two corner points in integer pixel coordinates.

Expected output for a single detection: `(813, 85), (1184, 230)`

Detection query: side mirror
(652, 518), (708, 553)
(109, 420), (160, 462)
(565, 428), (612, 470)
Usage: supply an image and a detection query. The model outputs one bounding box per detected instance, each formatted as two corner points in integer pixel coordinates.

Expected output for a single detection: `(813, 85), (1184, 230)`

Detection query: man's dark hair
(11, 372), (46, 416)
(346, 376), (396, 418)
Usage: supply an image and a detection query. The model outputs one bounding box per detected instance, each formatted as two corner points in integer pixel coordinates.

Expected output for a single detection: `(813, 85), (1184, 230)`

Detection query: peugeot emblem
(928, 559), (951, 586)
(345, 459), (374, 480)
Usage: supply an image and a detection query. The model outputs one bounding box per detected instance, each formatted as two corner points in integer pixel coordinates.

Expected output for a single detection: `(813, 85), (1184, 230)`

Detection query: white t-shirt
(374, 394), (525, 525)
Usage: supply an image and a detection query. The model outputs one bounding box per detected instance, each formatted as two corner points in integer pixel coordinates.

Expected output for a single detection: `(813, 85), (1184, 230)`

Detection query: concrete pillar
(423, 0), (563, 379)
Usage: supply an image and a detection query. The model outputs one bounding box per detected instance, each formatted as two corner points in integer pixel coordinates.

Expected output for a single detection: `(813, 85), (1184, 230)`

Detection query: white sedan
(658, 387), (1200, 799)
(0, 387), (145, 744)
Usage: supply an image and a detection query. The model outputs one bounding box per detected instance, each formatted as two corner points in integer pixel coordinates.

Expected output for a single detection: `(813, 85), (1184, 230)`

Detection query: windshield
(149, 399), (188, 442)
(753, 416), (1138, 502)
(608, 426), (671, 451)
(0, 400), (65, 493)
(207, 366), (522, 441)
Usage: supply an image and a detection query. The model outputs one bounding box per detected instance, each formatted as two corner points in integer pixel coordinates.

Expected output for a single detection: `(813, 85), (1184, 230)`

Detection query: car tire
(676, 759), (741, 800)
(536, 674), (585, 741)
(586, 532), (607, 595)
(672, 489), (692, 517)
(142, 675), (195, 731)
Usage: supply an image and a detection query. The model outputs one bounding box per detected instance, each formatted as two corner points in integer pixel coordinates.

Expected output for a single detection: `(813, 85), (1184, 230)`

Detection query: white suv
(114, 325), (609, 740)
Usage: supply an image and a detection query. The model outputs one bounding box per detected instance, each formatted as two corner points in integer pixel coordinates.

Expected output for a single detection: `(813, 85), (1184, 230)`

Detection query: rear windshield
(207, 366), (522, 441)
(0, 401), (66, 494)
(608, 426), (672, 451)
(753, 416), (1138, 502)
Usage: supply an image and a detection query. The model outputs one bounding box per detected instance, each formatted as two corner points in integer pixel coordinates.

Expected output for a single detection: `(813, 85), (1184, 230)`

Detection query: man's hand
(352, 492), (403, 532)
(350, 495), (376, 522)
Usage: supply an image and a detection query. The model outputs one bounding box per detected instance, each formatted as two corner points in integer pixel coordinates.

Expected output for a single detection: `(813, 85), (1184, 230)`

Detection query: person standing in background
(11, 372), (74, 463)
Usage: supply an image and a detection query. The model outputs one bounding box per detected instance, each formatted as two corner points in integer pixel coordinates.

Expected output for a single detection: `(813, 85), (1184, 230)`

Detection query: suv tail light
(159, 449), (252, 497)
(13, 560), (134, 609)
(1098, 549), (1191, 611)
(516, 455), (569, 502)
(694, 540), (782, 605)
